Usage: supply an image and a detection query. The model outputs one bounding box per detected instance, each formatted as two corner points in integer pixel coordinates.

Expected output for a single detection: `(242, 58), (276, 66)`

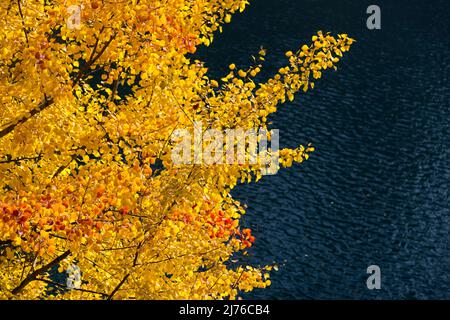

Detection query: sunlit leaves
(0, 1), (353, 300)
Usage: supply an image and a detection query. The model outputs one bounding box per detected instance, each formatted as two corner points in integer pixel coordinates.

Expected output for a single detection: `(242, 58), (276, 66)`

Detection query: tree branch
(17, 0), (29, 44)
(11, 250), (71, 295)
(35, 278), (108, 298)
(0, 154), (43, 164)
(73, 32), (117, 86)
(0, 31), (116, 140)
(106, 273), (129, 300)
(0, 240), (13, 247)
(0, 97), (54, 139)
(106, 241), (142, 300)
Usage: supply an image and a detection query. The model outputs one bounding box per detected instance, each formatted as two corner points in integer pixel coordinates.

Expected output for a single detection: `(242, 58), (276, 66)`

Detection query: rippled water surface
(197, 0), (450, 299)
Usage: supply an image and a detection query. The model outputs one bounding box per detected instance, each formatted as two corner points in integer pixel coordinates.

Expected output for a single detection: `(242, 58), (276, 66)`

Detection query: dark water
(197, 0), (450, 299)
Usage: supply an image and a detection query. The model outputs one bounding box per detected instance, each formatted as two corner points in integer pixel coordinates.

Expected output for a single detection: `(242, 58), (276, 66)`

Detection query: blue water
(197, 0), (450, 299)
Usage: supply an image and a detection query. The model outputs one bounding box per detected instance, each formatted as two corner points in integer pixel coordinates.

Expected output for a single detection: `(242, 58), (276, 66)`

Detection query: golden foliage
(0, 0), (353, 299)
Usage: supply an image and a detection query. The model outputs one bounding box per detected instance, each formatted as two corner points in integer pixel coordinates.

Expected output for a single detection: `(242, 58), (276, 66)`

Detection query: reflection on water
(197, 0), (450, 299)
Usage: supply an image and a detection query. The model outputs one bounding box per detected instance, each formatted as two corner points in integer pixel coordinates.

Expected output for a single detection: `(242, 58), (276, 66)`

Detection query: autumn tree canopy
(0, 0), (353, 299)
